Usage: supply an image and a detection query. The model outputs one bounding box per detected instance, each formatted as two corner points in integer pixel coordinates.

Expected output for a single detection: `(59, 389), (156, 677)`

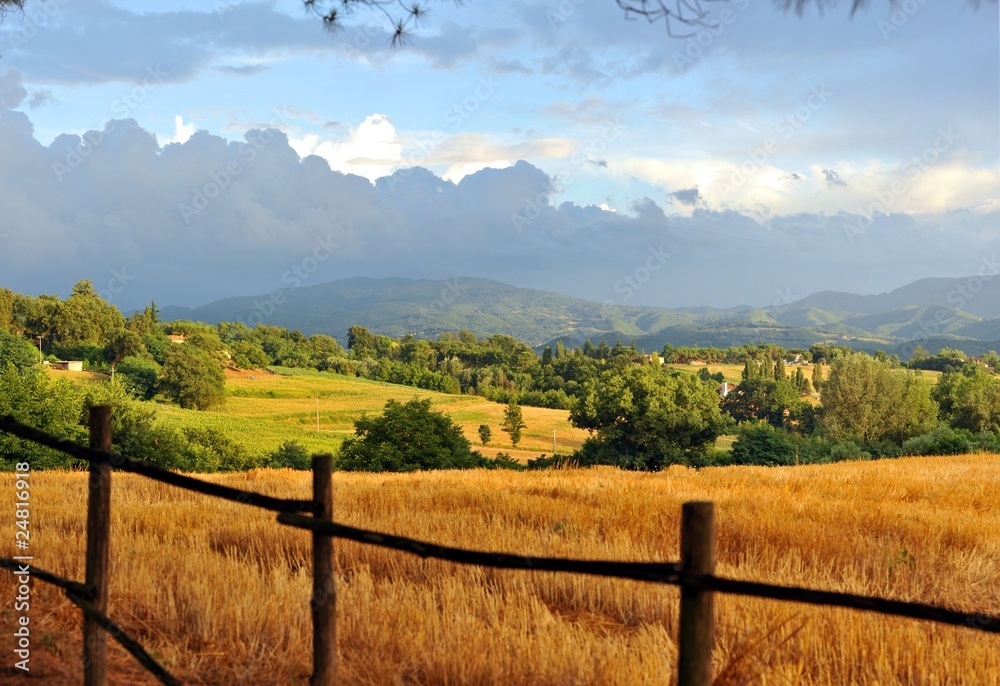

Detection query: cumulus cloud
(291, 114), (403, 181)
(0, 68), (27, 110)
(0, 110), (997, 313)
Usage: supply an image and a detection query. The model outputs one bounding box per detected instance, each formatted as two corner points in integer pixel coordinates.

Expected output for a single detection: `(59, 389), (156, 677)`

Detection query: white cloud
(442, 160), (511, 182)
(290, 114), (402, 182)
(165, 115), (195, 145)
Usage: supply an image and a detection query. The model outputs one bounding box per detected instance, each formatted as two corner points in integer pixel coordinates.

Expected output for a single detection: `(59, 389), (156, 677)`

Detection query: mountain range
(160, 275), (1000, 358)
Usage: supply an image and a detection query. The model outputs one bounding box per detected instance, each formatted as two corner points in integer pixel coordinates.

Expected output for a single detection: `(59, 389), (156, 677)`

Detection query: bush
(828, 441), (872, 462)
(116, 355), (161, 400)
(902, 424), (976, 456)
(484, 452), (524, 470)
(180, 427), (259, 471)
(526, 453), (572, 470)
(689, 448), (734, 468)
(0, 366), (86, 469)
(730, 423), (797, 466)
(268, 441), (312, 470)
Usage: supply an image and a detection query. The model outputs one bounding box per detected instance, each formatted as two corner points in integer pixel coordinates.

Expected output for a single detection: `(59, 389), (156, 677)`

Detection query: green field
(666, 361), (943, 385)
(152, 367), (590, 461)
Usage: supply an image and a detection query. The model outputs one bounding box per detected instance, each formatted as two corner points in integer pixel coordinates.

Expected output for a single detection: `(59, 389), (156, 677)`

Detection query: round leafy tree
(570, 365), (729, 470)
(160, 346), (226, 410)
(338, 397), (487, 472)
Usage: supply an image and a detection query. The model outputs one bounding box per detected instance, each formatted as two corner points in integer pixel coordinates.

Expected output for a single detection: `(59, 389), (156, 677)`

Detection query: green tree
(502, 400), (527, 446)
(570, 366), (729, 470)
(0, 366), (86, 469)
(229, 340), (270, 369)
(821, 354), (937, 444)
(478, 424), (492, 446)
(0, 288), (14, 333)
(542, 346), (553, 366)
(347, 325), (377, 358)
(811, 362), (823, 393)
(722, 377), (798, 428)
(160, 346), (226, 410)
(103, 329), (144, 378)
(0, 331), (39, 372)
(116, 355), (161, 400)
(774, 357), (786, 380)
(338, 397), (486, 471)
(793, 367), (811, 394)
(51, 280), (125, 347)
(933, 365), (1000, 433)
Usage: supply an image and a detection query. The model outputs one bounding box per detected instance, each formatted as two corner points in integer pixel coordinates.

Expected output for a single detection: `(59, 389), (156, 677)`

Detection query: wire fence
(1, 409), (997, 685)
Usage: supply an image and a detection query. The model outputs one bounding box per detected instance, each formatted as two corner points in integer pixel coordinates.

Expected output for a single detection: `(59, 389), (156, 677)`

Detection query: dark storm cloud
(0, 109), (996, 311)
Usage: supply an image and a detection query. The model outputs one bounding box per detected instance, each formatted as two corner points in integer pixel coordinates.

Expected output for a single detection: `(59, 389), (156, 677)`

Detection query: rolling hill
(160, 275), (1000, 357)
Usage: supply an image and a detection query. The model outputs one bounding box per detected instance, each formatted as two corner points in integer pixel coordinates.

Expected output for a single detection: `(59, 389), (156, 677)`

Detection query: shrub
(902, 424), (976, 456)
(730, 423), (797, 466)
(828, 441), (872, 462)
(268, 441), (313, 470)
(116, 355), (161, 400)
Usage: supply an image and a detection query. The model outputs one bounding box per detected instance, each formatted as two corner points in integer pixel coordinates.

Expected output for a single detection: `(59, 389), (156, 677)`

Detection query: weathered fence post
(677, 501), (716, 686)
(84, 405), (112, 686)
(311, 454), (336, 685)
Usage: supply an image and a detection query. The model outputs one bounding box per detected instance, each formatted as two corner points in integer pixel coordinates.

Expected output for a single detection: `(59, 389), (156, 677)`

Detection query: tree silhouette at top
(2, 0), (992, 45)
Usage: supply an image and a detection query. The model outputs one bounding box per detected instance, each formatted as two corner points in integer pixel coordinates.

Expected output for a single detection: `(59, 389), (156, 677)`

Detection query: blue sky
(0, 0), (997, 312)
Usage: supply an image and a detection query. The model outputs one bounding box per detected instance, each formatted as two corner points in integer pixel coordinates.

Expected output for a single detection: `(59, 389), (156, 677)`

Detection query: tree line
(2, 282), (1000, 472)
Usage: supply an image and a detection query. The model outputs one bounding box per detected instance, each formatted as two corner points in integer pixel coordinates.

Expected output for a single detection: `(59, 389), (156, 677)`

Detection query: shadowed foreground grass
(2, 454), (998, 684)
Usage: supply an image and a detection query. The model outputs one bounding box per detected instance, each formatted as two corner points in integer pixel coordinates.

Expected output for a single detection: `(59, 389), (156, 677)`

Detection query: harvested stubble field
(2, 454), (998, 685)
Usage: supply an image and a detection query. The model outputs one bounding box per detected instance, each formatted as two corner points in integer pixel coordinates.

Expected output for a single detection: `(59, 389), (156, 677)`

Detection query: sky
(0, 0), (997, 314)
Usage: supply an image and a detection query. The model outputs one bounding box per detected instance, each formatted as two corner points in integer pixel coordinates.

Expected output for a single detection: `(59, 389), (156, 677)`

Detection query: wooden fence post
(677, 501), (716, 686)
(84, 405), (112, 686)
(311, 454), (336, 685)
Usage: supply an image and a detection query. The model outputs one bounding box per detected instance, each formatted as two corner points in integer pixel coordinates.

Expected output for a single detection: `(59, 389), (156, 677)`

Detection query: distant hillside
(161, 275), (1000, 357)
(791, 276), (1000, 318)
(161, 277), (697, 347)
(842, 305), (981, 339)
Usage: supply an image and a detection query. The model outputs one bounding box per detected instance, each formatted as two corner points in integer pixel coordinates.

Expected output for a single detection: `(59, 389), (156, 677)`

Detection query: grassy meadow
(140, 367), (590, 462)
(2, 454), (998, 684)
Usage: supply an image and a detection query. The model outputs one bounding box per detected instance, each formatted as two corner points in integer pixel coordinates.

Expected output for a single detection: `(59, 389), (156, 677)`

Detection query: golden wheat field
(2, 454), (999, 685)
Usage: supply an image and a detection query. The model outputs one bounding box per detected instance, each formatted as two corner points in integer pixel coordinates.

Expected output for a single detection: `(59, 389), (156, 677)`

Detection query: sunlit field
(154, 368), (590, 461)
(2, 454), (997, 684)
